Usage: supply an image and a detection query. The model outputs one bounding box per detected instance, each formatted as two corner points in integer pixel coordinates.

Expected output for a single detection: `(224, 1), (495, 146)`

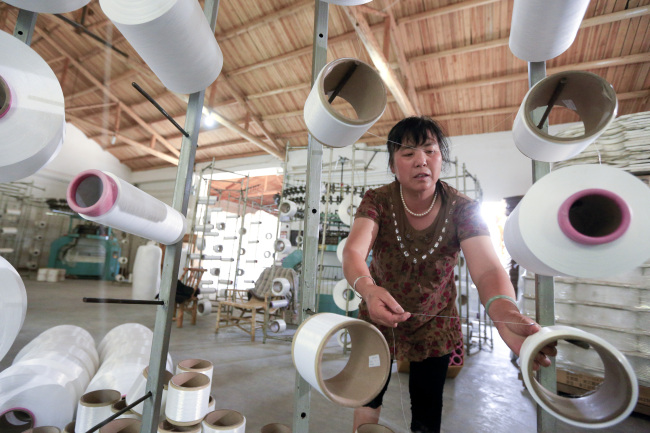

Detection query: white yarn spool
(157, 420), (201, 433)
(512, 71), (617, 162)
(75, 389), (122, 433)
(218, 280), (233, 285)
(67, 170), (187, 245)
(175, 359), (213, 383)
(270, 299), (289, 309)
(261, 424), (291, 433)
(5, 209), (21, 216)
(118, 256), (128, 265)
(504, 165), (650, 278)
(0, 247), (14, 253)
(26, 262), (37, 270)
(99, 0), (222, 94)
(35, 220), (47, 228)
(216, 223), (226, 230)
(337, 195), (361, 226)
(202, 410), (246, 433)
(198, 196), (217, 205)
(29, 249), (40, 257)
(332, 279), (361, 312)
(197, 299), (212, 316)
(520, 325), (637, 428)
(213, 245), (223, 253)
(279, 200), (298, 221)
(236, 269), (244, 276)
(126, 367), (172, 415)
(195, 236), (206, 251)
(210, 268), (220, 276)
(336, 237), (347, 263)
(35, 234), (44, 241)
(194, 224), (215, 232)
(115, 274), (125, 282)
(97, 418), (141, 433)
(509, 0), (590, 62)
(3, 0), (90, 13)
(0, 256), (27, 363)
(164, 372), (210, 426)
(269, 319), (287, 333)
(304, 58), (387, 148)
(271, 278), (291, 297)
(0, 370), (77, 430)
(0, 227), (18, 235)
(131, 242), (162, 300)
(9, 356), (91, 402)
(0, 31), (65, 183)
(274, 239), (292, 253)
(264, 251), (272, 258)
(356, 424), (394, 433)
(292, 313), (390, 407)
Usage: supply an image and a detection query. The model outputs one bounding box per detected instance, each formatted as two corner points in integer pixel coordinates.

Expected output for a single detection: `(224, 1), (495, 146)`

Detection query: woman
(342, 116), (555, 433)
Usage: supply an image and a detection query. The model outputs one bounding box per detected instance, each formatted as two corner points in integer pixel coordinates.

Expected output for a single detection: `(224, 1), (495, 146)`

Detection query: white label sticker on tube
(368, 354), (380, 368)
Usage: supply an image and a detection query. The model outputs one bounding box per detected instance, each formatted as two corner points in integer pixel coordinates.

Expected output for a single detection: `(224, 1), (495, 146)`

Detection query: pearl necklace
(400, 184), (438, 217)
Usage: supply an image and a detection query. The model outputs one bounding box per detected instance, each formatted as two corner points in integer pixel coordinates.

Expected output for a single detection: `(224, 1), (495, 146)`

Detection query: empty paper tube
(520, 325), (637, 428)
(67, 169), (187, 245)
(304, 58), (387, 148)
(509, 0), (589, 62)
(99, 0), (223, 94)
(512, 71), (617, 162)
(292, 313), (390, 407)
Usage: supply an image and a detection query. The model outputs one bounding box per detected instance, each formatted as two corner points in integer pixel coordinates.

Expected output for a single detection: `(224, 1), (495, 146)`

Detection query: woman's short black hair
(386, 116), (451, 170)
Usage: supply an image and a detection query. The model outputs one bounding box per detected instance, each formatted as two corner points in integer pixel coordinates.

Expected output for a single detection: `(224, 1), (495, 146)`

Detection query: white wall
(21, 123), (132, 198)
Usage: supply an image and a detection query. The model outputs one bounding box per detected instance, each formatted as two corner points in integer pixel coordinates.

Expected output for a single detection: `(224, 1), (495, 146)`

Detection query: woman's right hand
(364, 286), (411, 328)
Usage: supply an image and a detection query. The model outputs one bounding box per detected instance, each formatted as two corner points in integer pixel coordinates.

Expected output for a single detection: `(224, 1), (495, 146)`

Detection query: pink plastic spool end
(557, 189), (630, 245)
(66, 169), (118, 217)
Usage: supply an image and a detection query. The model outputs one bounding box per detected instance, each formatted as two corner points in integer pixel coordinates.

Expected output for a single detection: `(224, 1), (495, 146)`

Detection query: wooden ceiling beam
(387, 8), (421, 114)
(129, 151), (270, 172)
(67, 68), (140, 100)
(397, 0), (500, 26)
(38, 31), (181, 160)
(212, 77), (282, 152)
(216, 0), (312, 41)
(343, 6), (417, 117)
(409, 5), (650, 64)
(68, 116), (179, 165)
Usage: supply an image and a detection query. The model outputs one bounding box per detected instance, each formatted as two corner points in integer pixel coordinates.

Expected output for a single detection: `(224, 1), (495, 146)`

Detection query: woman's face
(390, 132), (442, 193)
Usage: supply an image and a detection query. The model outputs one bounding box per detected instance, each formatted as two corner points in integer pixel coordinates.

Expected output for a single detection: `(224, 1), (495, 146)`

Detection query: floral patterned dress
(355, 180), (489, 361)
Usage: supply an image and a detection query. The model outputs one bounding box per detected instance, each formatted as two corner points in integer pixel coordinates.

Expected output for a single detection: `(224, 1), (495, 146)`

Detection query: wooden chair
(215, 289), (284, 342)
(174, 267), (206, 328)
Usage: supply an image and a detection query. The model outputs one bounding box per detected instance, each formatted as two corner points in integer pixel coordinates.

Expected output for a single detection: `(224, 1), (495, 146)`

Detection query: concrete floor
(1, 279), (649, 433)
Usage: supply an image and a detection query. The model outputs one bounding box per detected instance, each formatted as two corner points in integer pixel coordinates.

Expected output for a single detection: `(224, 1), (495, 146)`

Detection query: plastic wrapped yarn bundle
(67, 169), (187, 245)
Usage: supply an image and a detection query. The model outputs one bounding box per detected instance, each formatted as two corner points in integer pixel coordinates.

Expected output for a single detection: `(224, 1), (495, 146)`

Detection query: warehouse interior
(0, 0), (649, 433)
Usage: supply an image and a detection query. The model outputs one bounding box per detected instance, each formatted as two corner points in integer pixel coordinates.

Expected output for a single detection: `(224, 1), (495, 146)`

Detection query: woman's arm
(461, 235), (556, 369)
(342, 217), (411, 328)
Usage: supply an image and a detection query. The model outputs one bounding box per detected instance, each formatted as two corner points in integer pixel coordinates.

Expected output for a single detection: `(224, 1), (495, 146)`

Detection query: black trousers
(365, 354), (451, 433)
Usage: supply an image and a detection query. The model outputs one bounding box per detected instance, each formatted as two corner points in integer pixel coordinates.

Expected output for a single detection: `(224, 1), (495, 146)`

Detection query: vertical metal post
(13, 9), (38, 44)
(528, 61), (557, 433)
(234, 175), (249, 290)
(140, 2), (219, 432)
(293, 2), (329, 432)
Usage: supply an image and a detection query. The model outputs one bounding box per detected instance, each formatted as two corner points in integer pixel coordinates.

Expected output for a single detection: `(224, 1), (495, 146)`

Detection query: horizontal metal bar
(83, 297), (165, 305)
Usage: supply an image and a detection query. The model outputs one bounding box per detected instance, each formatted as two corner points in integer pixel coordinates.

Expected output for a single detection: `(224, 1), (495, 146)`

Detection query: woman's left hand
(492, 308), (557, 370)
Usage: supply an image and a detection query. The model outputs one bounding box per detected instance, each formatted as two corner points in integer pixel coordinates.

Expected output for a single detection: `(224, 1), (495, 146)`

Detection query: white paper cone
(333, 279), (361, 312)
(338, 195), (361, 226)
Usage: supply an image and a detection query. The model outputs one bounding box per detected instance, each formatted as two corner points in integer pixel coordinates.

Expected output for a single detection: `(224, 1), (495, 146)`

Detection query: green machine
(48, 219), (121, 280)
